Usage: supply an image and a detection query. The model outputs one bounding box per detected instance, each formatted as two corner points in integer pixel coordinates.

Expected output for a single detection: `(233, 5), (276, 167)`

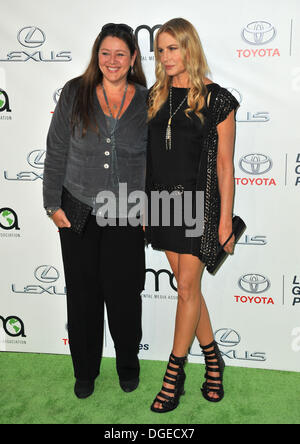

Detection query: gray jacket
(43, 79), (148, 216)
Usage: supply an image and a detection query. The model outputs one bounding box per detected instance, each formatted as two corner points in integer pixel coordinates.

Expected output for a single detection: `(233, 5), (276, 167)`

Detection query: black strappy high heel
(150, 353), (186, 413)
(200, 340), (225, 403)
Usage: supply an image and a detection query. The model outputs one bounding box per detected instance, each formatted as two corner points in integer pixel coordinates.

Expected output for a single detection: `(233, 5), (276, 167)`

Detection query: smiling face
(157, 32), (189, 86)
(98, 36), (136, 85)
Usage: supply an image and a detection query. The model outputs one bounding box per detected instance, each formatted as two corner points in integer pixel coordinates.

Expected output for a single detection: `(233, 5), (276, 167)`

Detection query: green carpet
(0, 352), (299, 425)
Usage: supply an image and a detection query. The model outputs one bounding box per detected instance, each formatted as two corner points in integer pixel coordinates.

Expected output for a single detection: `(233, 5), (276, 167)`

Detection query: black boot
(74, 379), (95, 399)
(119, 377), (139, 393)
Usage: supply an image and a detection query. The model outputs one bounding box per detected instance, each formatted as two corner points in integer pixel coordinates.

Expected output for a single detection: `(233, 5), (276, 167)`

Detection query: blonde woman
(145, 18), (239, 412)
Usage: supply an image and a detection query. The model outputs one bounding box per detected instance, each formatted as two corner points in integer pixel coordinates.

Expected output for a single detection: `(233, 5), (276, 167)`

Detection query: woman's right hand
(51, 209), (71, 228)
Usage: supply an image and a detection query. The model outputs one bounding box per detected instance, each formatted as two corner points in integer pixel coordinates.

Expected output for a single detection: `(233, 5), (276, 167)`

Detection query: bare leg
(164, 251), (220, 401)
(153, 251), (204, 409)
(166, 250), (214, 350)
(171, 253), (205, 356)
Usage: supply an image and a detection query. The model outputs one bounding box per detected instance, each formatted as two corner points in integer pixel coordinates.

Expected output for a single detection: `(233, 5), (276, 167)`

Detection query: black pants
(59, 215), (145, 381)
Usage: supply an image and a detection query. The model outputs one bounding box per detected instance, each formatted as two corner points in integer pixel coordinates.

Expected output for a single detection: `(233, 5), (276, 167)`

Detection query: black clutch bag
(206, 215), (246, 275)
(61, 187), (92, 235)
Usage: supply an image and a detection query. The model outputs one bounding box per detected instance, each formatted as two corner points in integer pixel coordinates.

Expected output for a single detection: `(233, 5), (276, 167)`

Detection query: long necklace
(102, 81), (128, 134)
(101, 82), (128, 187)
(165, 86), (188, 150)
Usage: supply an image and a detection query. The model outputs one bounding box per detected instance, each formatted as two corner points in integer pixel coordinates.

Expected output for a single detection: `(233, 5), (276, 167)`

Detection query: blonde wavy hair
(148, 18), (210, 122)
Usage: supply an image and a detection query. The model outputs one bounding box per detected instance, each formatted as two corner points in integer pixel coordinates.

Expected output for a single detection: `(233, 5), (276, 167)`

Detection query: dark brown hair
(71, 24), (147, 137)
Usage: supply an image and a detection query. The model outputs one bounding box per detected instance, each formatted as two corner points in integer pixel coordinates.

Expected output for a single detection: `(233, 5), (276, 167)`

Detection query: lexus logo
(34, 265), (60, 283)
(242, 21), (276, 45)
(17, 26), (46, 48)
(239, 153), (273, 175)
(215, 329), (241, 347)
(27, 150), (46, 169)
(226, 87), (242, 104)
(238, 274), (271, 294)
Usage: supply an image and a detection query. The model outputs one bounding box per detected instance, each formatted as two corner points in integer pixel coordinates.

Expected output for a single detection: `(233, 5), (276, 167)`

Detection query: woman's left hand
(218, 221), (235, 254)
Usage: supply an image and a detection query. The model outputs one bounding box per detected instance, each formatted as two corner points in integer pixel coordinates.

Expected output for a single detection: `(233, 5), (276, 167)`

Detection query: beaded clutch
(206, 215), (246, 274)
(61, 187), (92, 235)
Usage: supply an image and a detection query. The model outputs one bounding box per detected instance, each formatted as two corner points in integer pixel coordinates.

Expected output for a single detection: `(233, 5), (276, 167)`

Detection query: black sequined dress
(145, 83), (239, 268)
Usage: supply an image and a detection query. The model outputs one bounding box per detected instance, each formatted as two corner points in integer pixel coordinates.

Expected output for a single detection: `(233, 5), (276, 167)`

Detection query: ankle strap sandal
(150, 352), (187, 413)
(200, 340), (225, 403)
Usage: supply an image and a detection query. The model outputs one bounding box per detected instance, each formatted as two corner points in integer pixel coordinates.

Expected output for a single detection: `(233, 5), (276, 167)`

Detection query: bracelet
(46, 208), (59, 218)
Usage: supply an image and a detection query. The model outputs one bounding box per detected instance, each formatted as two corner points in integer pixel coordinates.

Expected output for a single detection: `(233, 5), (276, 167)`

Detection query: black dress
(145, 83), (239, 266)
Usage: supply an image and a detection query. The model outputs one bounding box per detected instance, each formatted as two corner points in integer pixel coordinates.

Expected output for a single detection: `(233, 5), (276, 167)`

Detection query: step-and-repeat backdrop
(1, 0), (300, 372)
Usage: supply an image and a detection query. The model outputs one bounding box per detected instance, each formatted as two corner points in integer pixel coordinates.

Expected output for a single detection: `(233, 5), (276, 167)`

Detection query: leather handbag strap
(221, 230), (234, 249)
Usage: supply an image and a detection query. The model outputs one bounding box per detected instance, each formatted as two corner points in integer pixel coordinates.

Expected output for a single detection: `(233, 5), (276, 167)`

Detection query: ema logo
(0, 316), (26, 338)
(0, 89), (11, 112)
(134, 24), (161, 53)
(145, 268), (177, 292)
(0, 89), (12, 120)
(0, 208), (20, 230)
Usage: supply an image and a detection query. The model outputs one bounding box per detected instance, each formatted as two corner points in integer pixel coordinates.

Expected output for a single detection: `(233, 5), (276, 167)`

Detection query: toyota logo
(242, 21), (276, 45)
(238, 274), (271, 294)
(53, 88), (62, 105)
(239, 153), (273, 175)
(17, 26), (46, 48)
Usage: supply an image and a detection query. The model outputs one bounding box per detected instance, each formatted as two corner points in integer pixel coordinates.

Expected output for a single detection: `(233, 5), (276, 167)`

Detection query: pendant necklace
(102, 82), (128, 128)
(101, 82), (128, 187)
(166, 86), (188, 151)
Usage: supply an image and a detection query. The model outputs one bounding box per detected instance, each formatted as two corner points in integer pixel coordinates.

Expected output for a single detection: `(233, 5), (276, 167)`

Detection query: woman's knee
(177, 278), (200, 303)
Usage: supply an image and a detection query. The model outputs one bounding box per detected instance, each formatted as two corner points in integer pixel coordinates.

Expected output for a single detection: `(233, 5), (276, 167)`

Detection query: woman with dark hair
(43, 24), (147, 399)
(146, 18), (239, 412)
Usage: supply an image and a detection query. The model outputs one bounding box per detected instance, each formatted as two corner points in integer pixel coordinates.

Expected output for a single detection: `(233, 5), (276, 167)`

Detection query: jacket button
(106, 138), (111, 144)
(104, 163), (109, 169)
(104, 151), (110, 156)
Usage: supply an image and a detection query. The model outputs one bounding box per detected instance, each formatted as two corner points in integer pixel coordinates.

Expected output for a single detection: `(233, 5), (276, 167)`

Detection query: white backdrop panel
(1, 0), (300, 372)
